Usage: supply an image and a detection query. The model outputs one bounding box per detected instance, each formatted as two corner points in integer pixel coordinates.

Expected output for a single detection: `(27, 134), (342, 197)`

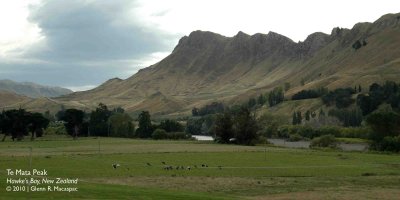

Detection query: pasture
(0, 136), (399, 199)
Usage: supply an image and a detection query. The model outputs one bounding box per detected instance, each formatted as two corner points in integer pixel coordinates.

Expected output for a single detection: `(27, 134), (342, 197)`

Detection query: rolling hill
(0, 79), (73, 98)
(14, 13), (400, 116)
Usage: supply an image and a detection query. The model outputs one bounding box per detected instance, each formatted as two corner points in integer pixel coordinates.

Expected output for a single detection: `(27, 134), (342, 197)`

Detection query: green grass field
(0, 136), (399, 199)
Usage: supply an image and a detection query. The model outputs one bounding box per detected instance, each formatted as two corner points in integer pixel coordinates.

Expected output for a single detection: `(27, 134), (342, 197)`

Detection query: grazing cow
(146, 162), (152, 166)
(187, 166), (191, 170)
(161, 161), (166, 165)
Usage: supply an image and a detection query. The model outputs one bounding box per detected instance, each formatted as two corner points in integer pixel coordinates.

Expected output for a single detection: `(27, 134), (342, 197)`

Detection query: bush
(279, 125), (371, 141)
(167, 132), (188, 140)
(292, 88), (327, 100)
(371, 136), (400, 152)
(152, 129), (189, 140)
(44, 122), (67, 135)
(152, 129), (168, 140)
(316, 126), (341, 137)
(310, 135), (338, 148)
(257, 136), (270, 144)
(296, 125), (316, 138)
(278, 125), (316, 139)
(257, 113), (287, 138)
(366, 111), (400, 141)
(158, 119), (184, 132)
(288, 133), (303, 142)
(340, 127), (371, 139)
(277, 125), (291, 138)
(322, 88), (354, 108)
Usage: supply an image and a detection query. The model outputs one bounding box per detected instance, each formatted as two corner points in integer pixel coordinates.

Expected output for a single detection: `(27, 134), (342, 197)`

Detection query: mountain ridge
(28, 12), (400, 115)
(0, 79), (73, 98)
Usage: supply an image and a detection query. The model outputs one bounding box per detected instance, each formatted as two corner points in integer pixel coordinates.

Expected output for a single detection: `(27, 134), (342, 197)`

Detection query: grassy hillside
(0, 91), (31, 108)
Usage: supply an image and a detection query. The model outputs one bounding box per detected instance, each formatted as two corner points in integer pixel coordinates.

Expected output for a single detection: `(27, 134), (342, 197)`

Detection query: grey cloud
(26, 0), (176, 62)
(0, 0), (181, 89)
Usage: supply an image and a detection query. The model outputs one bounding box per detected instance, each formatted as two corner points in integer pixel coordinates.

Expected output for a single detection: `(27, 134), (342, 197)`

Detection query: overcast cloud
(0, 0), (399, 91)
(0, 0), (177, 91)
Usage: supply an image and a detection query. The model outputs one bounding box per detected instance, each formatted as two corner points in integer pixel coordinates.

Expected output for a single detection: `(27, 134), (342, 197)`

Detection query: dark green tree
(28, 113), (50, 140)
(185, 118), (203, 135)
(247, 97), (257, 108)
(268, 87), (284, 107)
(2, 109), (31, 141)
(328, 108), (363, 127)
(233, 107), (258, 145)
(257, 94), (267, 105)
(214, 112), (234, 143)
(108, 113), (135, 138)
(158, 119), (183, 132)
(366, 111), (400, 142)
(61, 109), (85, 139)
(89, 103), (112, 137)
(136, 111), (154, 138)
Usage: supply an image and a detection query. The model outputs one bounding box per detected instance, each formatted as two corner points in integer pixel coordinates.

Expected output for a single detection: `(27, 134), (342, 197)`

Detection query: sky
(0, 0), (399, 91)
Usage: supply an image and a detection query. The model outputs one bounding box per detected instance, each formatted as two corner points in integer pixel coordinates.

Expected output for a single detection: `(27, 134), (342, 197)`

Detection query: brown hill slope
(56, 13), (400, 116)
(0, 91), (31, 108)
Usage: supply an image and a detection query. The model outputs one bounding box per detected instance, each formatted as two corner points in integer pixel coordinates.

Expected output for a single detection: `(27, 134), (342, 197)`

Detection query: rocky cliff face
(56, 13), (400, 115)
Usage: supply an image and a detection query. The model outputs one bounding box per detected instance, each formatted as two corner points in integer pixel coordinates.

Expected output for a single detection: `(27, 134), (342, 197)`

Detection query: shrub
(258, 113), (287, 138)
(44, 122), (67, 135)
(322, 88), (354, 108)
(288, 133), (303, 142)
(291, 88), (327, 100)
(296, 125), (316, 138)
(366, 111), (400, 141)
(152, 129), (168, 140)
(316, 126), (341, 137)
(158, 119), (184, 132)
(278, 125), (316, 139)
(340, 127), (371, 139)
(310, 135), (338, 148)
(167, 132), (188, 140)
(277, 125), (291, 138)
(371, 136), (400, 152)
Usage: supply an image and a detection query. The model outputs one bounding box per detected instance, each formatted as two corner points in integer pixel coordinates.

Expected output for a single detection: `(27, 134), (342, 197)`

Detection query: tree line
(0, 109), (49, 141)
